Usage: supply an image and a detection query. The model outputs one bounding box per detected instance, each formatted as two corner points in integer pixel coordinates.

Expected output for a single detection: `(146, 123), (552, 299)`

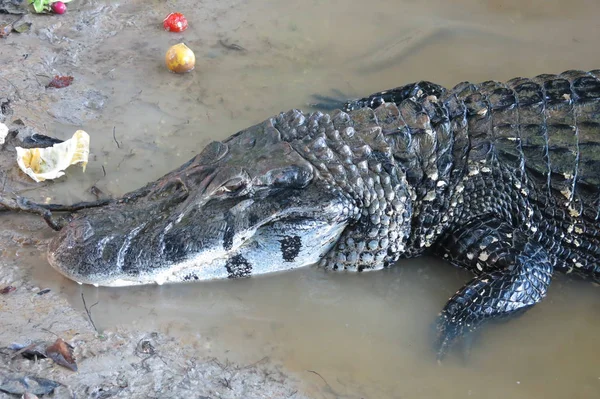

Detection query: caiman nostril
(56, 220), (94, 250)
(73, 220), (94, 241)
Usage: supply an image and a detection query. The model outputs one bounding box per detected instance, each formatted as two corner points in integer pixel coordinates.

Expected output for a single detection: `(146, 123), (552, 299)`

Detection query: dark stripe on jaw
(225, 254), (252, 278)
(248, 212), (260, 227)
(223, 212), (235, 251)
(280, 235), (302, 262)
(163, 232), (189, 264)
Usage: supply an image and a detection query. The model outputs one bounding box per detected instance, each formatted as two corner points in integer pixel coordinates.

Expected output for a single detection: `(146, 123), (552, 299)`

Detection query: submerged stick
(0, 193), (113, 230)
(81, 292), (99, 333)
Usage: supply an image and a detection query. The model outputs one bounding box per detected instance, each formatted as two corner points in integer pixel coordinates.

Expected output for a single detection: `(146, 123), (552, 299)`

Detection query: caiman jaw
(47, 127), (355, 287)
(47, 188), (350, 287)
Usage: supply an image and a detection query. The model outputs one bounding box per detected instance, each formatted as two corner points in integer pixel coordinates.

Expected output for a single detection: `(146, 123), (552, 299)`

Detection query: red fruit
(163, 12), (188, 32)
(51, 1), (67, 14)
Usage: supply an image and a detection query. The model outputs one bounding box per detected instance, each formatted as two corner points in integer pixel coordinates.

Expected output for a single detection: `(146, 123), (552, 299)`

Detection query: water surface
(7, 0), (600, 397)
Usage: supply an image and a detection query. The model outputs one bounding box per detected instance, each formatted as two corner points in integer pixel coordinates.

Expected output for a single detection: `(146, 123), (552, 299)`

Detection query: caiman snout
(48, 207), (158, 286)
(47, 120), (356, 287)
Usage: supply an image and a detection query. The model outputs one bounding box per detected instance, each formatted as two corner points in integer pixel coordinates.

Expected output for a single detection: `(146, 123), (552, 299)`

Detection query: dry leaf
(13, 22), (32, 33)
(10, 342), (47, 360)
(0, 375), (60, 396)
(45, 338), (77, 371)
(0, 23), (11, 38)
(46, 75), (73, 89)
(0, 286), (16, 294)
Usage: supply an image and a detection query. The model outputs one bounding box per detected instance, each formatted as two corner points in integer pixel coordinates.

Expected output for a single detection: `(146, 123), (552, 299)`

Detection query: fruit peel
(16, 130), (90, 182)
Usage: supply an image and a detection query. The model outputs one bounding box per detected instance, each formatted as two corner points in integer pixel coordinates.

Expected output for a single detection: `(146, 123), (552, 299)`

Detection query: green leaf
(13, 22), (32, 34)
(29, 0), (53, 13)
(29, 0), (45, 13)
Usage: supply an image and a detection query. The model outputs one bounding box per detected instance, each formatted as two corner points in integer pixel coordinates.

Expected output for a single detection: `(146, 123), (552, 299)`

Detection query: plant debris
(36, 288), (51, 295)
(46, 75), (74, 88)
(218, 39), (245, 52)
(81, 292), (99, 332)
(20, 133), (64, 148)
(0, 285), (16, 294)
(16, 129), (90, 182)
(137, 339), (155, 355)
(0, 23), (11, 37)
(46, 338), (77, 371)
(13, 21), (31, 33)
(28, 0), (71, 13)
(0, 375), (61, 395)
(9, 342), (47, 360)
(0, 15), (29, 37)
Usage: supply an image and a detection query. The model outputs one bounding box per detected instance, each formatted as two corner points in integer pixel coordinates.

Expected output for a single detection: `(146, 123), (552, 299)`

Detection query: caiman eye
(268, 166), (312, 189)
(216, 179), (247, 195)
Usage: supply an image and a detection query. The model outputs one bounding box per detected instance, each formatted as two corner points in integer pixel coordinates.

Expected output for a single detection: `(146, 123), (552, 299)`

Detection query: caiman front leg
(433, 218), (554, 360)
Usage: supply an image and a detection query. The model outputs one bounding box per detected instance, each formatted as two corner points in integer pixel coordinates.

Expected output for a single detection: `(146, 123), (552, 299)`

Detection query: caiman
(30, 70), (600, 357)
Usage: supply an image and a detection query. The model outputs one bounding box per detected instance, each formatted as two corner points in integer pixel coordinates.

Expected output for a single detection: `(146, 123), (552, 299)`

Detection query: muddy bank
(1, 257), (304, 398)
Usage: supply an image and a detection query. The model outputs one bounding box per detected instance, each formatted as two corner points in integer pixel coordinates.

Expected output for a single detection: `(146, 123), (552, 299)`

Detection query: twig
(9, 15), (25, 27)
(0, 76), (21, 100)
(218, 39), (245, 52)
(241, 356), (269, 370)
(112, 126), (121, 149)
(218, 376), (234, 390)
(41, 328), (60, 338)
(0, 193), (113, 230)
(306, 370), (329, 386)
(10, 342), (42, 359)
(306, 369), (341, 396)
(0, 194), (65, 230)
(0, 194), (112, 212)
(81, 292), (99, 333)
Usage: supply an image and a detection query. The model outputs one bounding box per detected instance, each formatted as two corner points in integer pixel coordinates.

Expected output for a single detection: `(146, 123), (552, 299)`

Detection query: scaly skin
(47, 70), (600, 358)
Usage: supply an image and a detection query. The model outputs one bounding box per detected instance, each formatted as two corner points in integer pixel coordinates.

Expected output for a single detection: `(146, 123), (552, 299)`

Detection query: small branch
(112, 126), (121, 149)
(0, 194), (112, 212)
(306, 370), (329, 386)
(9, 15), (25, 27)
(10, 342), (42, 360)
(41, 328), (60, 338)
(81, 292), (99, 333)
(0, 193), (113, 230)
(306, 369), (340, 396)
(241, 356), (269, 370)
(0, 194), (65, 230)
(218, 39), (245, 52)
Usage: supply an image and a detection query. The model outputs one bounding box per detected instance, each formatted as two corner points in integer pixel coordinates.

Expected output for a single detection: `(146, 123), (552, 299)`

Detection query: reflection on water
(6, 0), (600, 397)
(31, 255), (600, 398)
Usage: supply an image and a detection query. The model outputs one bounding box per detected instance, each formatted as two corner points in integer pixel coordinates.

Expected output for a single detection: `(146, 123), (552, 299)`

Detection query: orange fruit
(165, 43), (195, 73)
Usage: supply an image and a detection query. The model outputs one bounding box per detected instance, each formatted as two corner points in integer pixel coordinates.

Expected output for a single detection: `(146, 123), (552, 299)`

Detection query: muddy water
(8, 0), (600, 397)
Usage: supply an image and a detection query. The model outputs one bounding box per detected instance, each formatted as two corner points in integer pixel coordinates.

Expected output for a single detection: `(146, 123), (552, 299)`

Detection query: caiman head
(47, 121), (354, 286)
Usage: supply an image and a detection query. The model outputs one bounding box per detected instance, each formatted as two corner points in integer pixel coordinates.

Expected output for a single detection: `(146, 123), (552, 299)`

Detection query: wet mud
(1, 0), (600, 398)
